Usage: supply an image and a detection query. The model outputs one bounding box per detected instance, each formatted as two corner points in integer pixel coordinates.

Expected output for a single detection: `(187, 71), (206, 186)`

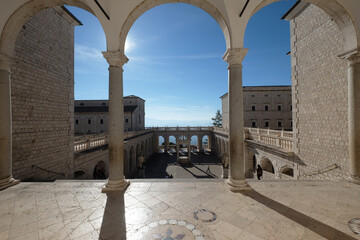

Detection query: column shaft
(0, 70), (12, 181)
(223, 48), (250, 191)
(197, 135), (202, 152)
(228, 64), (245, 180)
(108, 66), (125, 181)
(347, 54), (360, 181)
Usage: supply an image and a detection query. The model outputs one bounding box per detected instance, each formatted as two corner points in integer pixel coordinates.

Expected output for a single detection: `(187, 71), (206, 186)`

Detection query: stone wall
(291, 4), (349, 179)
(10, 7), (78, 180)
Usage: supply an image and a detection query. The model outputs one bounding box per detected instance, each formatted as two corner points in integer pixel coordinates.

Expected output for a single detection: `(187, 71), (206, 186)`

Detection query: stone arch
(280, 165), (294, 178)
(249, 0), (358, 52)
(119, 0), (231, 53)
(260, 157), (275, 174)
(158, 135), (165, 152)
(93, 161), (106, 179)
(0, 0), (104, 58)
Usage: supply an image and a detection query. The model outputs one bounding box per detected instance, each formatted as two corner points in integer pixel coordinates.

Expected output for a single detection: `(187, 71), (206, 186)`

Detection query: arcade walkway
(0, 179), (359, 240)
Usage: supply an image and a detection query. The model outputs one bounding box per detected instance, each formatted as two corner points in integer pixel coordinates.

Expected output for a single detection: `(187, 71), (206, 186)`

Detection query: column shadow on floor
(99, 192), (127, 240)
(240, 189), (357, 240)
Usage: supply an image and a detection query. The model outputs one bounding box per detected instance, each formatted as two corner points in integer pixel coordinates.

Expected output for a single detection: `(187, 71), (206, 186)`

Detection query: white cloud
(75, 44), (103, 61)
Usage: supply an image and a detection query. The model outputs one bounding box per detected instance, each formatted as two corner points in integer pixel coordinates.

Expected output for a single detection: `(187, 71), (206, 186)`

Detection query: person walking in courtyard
(256, 164), (263, 180)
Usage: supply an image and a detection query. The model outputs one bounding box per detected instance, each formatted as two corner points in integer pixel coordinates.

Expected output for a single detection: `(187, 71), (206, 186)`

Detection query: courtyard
(1, 179), (359, 240)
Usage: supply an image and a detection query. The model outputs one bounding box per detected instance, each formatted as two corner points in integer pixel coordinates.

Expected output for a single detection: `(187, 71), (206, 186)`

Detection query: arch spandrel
(0, 0), (105, 58)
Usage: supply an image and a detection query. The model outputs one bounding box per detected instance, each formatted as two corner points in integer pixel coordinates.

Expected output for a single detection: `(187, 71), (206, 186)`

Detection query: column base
(226, 178), (251, 192)
(0, 176), (20, 191)
(221, 167), (229, 179)
(349, 175), (360, 185)
(102, 178), (130, 193)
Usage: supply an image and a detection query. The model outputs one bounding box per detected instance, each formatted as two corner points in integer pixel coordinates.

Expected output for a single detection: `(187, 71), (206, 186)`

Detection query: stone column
(223, 48), (250, 191)
(342, 49), (360, 183)
(0, 54), (19, 190)
(102, 51), (129, 192)
(197, 135), (202, 152)
(164, 136), (169, 153)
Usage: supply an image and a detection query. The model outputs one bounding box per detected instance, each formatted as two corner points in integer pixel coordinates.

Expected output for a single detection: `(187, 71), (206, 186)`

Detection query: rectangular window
(252, 105), (256, 111)
(125, 119), (129, 123)
(278, 105), (281, 111)
(88, 119), (91, 125)
(264, 94), (268, 97)
(100, 119), (104, 124)
(252, 122), (256, 127)
(75, 119), (78, 125)
(251, 95), (255, 97)
(278, 121), (282, 127)
(265, 105), (269, 111)
(277, 94), (281, 97)
(291, 121), (293, 127)
(265, 121), (269, 128)
(290, 105), (292, 111)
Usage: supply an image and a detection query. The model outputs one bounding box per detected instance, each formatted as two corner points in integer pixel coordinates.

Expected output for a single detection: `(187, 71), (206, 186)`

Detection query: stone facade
(74, 95), (145, 134)
(10, 7), (80, 181)
(285, 3), (349, 179)
(221, 86), (292, 131)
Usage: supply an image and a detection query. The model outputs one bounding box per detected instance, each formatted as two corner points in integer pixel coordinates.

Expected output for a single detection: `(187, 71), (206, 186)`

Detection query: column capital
(339, 48), (360, 66)
(0, 53), (15, 72)
(102, 50), (128, 68)
(223, 48), (248, 66)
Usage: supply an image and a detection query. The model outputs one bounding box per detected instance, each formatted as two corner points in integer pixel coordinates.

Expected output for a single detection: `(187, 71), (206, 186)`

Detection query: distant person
(256, 164), (263, 180)
(206, 165), (211, 173)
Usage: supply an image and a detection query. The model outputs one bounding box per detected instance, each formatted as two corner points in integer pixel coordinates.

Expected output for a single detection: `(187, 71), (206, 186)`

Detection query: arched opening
(190, 135), (198, 153)
(202, 135), (209, 150)
(3, 4), (107, 181)
(261, 158), (275, 174)
(74, 170), (86, 179)
(93, 161), (106, 179)
(281, 166), (294, 178)
(169, 135), (176, 153)
(158, 136), (165, 153)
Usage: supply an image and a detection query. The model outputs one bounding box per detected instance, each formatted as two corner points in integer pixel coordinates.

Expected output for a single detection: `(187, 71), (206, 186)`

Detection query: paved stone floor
(0, 179), (360, 240)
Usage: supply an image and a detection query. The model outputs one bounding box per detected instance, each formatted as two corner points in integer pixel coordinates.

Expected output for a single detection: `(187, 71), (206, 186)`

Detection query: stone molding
(223, 48), (248, 66)
(102, 51), (129, 68)
(339, 48), (360, 66)
(0, 53), (14, 72)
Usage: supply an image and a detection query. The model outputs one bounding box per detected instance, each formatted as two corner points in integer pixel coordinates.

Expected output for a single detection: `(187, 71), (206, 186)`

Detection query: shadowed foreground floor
(0, 179), (359, 240)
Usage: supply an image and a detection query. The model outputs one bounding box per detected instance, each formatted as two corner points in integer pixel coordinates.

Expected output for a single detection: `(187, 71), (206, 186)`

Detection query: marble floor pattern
(0, 179), (359, 240)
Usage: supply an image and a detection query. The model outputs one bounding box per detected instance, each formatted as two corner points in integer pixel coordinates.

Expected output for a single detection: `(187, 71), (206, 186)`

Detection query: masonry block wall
(10, 7), (77, 180)
(291, 4), (349, 179)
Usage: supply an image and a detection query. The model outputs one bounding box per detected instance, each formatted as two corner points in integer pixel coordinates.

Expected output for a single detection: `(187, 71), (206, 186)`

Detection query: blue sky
(68, 0), (296, 127)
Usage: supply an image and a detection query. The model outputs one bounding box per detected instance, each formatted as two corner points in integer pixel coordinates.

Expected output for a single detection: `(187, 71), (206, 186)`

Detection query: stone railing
(74, 135), (108, 153)
(212, 126), (229, 134)
(245, 127), (293, 151)
(152, 126), (212, 132)
(74, 129), (153, 153)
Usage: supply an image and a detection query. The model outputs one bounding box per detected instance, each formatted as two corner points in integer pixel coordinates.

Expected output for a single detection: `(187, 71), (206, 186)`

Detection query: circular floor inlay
(193, 209), (217, 223)
(133, 219), (205, 240)
(126, 208), (152, 224)
(348, 218), (360, 234)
